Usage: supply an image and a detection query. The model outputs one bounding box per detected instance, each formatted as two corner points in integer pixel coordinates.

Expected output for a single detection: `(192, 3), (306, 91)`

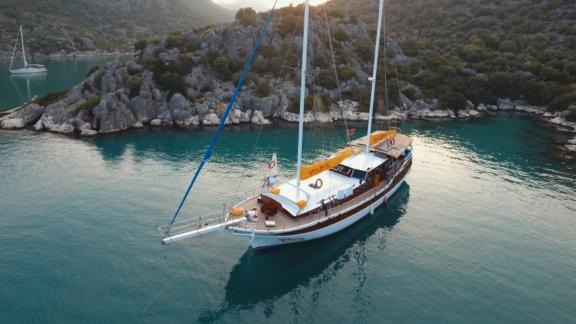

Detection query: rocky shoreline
(1, 83), (575, 155)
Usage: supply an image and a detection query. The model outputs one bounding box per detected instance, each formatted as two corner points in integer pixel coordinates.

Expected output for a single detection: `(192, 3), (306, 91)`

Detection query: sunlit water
(0, 115), (574, 323)
(0, 56), (130, 111)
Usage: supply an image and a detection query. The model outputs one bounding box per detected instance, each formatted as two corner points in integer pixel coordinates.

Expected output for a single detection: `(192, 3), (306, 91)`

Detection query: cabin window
(331, 164), (367, 180)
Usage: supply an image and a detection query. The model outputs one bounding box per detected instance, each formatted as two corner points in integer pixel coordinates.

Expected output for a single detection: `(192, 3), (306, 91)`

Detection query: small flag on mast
(346, 128), (356, 137)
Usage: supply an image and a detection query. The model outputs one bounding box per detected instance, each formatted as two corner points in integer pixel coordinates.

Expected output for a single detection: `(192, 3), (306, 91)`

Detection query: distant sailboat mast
(365, 0), (385, 152)
(295, 0), (310, 195)
(9, 27), (20, 71)
(20, 25), (27, 68)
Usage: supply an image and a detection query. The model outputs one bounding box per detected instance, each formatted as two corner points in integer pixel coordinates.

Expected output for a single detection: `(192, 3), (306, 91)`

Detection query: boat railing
(159, 210), (226, 237)
(235, 177), (394, 232)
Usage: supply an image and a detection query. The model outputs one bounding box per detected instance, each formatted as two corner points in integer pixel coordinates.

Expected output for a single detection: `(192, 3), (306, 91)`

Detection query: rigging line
(382, 0), (391, 130)
(322, 3), (351, 145)
(168, 0), (279, 227)
(140, 266), (184, 315)
(233, 125), (264, 202)
(235, 8), (299, 199)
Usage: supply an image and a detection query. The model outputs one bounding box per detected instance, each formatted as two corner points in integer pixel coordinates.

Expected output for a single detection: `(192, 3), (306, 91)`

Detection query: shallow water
(0, 116), (574, 323)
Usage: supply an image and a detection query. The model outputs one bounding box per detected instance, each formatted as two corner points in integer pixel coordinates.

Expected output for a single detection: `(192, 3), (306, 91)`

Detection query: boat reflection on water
(9, 72), (47, 102)
(198, 183), (410, 322)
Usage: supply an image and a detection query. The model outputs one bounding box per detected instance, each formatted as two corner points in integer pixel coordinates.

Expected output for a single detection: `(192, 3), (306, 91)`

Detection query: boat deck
(230, 175), (391, 232)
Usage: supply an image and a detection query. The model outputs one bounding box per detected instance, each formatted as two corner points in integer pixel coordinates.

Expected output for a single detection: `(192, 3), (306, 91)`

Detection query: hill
(331, 0), (576, 110)
(1, 0), (575, 136)
(0, 0), (233, 57)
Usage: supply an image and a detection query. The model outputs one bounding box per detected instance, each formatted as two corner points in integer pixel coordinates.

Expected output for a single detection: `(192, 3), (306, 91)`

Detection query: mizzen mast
(365, 0), (385, 153)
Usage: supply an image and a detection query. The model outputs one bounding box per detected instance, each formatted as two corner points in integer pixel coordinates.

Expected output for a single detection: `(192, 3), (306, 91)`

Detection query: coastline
(1, 95), (575, 157)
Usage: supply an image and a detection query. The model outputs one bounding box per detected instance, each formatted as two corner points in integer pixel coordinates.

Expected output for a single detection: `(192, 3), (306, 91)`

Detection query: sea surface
(0, 114), (575, 323)
(0, 56), (130, 111)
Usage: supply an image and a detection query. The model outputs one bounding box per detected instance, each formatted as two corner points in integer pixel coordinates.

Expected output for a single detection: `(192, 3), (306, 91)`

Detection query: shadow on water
(197, 183), (410, 323)
(87, 124), (349, 167)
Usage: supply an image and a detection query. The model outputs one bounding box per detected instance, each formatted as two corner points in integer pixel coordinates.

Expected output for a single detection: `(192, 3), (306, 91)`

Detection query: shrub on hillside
(35, 90), (68, 106)
(255, 79), (272, 97)
(235, 7), (257, 26)
(156, 72), (187, 99)
(549, 92), (576, 112)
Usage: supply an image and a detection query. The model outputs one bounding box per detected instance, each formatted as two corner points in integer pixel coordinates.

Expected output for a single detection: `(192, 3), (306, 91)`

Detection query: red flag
(346, 128), (356, 137)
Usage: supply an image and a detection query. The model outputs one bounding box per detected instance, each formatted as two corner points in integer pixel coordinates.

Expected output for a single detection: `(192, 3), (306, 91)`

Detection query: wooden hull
(228, 156), (412, 249)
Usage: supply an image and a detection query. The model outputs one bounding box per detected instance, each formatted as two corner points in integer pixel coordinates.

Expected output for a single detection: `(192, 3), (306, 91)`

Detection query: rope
(382, 0), (391, 130)
(322, 3), (351, 145)
(169, 0), (279, 227)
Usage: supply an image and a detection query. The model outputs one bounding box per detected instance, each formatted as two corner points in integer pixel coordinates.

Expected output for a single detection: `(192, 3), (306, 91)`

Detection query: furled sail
(265, 153), (279, 187)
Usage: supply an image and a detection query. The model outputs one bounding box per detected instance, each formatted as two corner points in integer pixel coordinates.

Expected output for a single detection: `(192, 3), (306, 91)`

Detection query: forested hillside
(0, 0), (232, 57)
(330, 0), (576, 111)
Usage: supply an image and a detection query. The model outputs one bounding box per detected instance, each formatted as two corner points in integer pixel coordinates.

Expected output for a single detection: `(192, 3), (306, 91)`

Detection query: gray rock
(168, 93), (196, 127)
(156, 102), (173, 125)
(427, 110), (452, 118)
(457, 110), (470, 118)
(195, 102), (210, 116)
(202, 112), (219, 125)
(497, 98), (514, 111)
(469, 109), (481, 117)
(92, 94), (137, 133)
(159, 48), (180, 63)
(0, 103), (44, 129)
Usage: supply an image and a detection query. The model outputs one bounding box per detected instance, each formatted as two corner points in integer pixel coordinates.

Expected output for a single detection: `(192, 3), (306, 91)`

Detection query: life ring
(387, 137), (395, 146)
(315, 178), (323, 189)
(268, 160), (276, 169)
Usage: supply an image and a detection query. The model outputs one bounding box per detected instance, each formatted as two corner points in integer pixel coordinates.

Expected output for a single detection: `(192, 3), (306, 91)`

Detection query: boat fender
(297, 200), (307, 208)
(387, 137), (395, 146)
(270, 187), (281, 194)
(230, 207), (246, 217)
(315, 178), (323, 189)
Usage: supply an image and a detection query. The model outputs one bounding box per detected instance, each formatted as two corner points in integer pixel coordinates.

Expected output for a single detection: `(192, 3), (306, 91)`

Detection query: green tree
(235, 7), (257, 26)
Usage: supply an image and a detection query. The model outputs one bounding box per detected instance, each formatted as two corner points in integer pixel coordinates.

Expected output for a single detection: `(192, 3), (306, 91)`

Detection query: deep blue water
(0, 115), (575, 323)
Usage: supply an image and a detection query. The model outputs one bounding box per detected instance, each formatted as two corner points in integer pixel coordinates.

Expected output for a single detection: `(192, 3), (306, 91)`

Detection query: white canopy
(262, 152), (386, 216)
(340, 151), (387, 171)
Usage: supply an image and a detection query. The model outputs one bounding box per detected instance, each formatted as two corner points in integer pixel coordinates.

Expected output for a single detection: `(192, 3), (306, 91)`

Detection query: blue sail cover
(169, 2), (278, 226)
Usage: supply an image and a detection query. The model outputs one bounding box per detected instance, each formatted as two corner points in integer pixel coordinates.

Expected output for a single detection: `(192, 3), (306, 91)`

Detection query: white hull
(230, 163), (410, 250)
(10, 67), (47, 74)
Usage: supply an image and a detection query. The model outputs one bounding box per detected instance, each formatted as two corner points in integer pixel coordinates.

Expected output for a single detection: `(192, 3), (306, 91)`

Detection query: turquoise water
(0, 56), (130, 111)
(0, 116), (575, 323)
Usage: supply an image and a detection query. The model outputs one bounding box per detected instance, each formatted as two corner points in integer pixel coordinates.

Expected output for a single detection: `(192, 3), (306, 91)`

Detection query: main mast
(296, 0), (310, 194)
(365, 0), (385, 153)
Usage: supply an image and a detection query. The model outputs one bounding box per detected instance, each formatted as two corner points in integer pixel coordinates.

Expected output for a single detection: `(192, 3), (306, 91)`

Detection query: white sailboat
(9, 25), (47, 74)
(161, 0), (413, 250)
